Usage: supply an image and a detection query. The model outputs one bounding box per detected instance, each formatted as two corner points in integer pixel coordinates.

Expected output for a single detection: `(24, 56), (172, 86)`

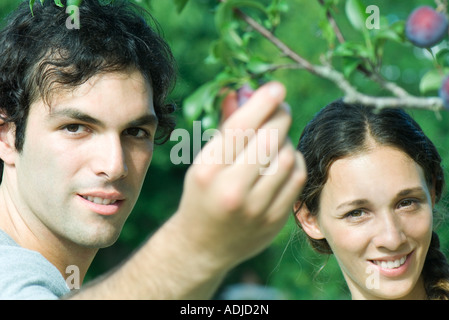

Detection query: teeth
(373, 256), (407, 269)
(82, 196), (117, 205)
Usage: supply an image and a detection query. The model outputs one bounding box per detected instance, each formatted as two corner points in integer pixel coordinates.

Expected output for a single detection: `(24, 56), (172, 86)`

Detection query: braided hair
(423, 232), (449, 299)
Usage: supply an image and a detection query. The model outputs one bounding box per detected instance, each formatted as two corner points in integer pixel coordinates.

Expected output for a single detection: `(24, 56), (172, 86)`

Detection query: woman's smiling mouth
(371, 256), (407, 269)
(369, 252), (414, 276)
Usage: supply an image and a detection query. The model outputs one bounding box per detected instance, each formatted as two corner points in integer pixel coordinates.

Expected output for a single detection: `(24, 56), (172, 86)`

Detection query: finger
(221, 105), (292, 184)
(244, 142), (304, 217)
(245, 106), (292, 169)
(192, 82), (287, 176)
(261, 150), (307, 223)
(221, 82), (286, 132)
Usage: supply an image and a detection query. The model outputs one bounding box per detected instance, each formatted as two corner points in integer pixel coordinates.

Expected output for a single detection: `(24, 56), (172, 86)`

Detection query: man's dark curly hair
(0, 0), (177, 165)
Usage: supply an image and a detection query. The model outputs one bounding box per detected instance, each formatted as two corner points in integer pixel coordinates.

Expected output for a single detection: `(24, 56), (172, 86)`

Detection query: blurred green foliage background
(1, 0), (448, 299)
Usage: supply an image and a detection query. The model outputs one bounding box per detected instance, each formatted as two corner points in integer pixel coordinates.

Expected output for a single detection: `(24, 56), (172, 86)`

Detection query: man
(0, 0), (306, 299)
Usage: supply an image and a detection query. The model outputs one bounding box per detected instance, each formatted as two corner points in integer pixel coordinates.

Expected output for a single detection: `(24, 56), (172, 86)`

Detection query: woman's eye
(399, 200), (412, 207)
(345, 209), (366, 219)
(397, 199), (419, 210)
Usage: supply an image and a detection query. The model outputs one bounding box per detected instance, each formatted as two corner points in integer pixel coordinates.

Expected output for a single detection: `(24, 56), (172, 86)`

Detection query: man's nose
(92, 134), (128, 181)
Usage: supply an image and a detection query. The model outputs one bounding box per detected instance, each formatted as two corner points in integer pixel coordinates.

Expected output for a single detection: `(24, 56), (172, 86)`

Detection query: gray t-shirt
(0, 229), (70, 299)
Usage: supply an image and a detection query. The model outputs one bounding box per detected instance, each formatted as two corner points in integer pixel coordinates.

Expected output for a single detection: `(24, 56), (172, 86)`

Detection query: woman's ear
(0, 117), (18, 166)
(294, 201), (325, 240)
(430, 179), (437, 207)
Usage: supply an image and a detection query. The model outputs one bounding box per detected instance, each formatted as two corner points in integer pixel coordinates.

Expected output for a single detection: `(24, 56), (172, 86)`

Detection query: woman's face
(300, 145), (434, 299)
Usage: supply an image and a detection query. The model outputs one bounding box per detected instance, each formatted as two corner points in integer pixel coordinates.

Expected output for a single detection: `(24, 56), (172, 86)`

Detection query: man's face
(11, 70), (156, 248)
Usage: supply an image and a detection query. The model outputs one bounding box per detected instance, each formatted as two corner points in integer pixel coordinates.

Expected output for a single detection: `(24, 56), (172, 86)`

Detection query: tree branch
(314, 65), (442, 111)
(314, 0), (413, 99)
(317, 0), (345, 44)
(232, 6), (445, 111)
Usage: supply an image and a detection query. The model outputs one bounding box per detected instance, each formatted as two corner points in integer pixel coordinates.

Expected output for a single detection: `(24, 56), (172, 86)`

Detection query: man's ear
(294, 201), (325, 240)
(0, 117), (18, 166)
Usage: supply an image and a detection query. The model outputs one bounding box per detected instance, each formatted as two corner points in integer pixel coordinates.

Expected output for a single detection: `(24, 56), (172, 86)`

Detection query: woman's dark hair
(0, 0), (176, 160)
(295, 99), (449, 300)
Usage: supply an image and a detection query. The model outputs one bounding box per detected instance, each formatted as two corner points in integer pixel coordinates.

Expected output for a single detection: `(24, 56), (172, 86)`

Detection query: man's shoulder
(0, 230), (70, 300)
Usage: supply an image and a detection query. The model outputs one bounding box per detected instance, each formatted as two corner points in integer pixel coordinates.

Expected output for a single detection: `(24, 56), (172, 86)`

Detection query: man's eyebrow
(127, 114), (159, 128)
(48, 108), (158, 128)
(49, 108), (102, 126)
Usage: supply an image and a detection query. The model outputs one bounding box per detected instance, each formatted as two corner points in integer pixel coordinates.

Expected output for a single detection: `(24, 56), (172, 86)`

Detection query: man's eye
(124, 128), (150, 139)
(63, 124), (86, 134)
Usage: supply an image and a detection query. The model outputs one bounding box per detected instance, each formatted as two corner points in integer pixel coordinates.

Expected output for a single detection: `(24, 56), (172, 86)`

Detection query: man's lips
(78, 191), (125, 201)
(77, 191), (125, 215)
(80, 195), (120, 205)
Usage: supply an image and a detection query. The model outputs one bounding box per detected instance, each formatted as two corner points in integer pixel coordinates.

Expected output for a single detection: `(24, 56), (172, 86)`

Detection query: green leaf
(215, 0), (267, 32)
(389, 20), (405, 38)
(201, 113), (219, 131)
(183, 82), (221, 122)
(54, 0), (64, 7)
(436, 48), (449, 67)
(266, 0), (288, 29)
(323, 0), (340, 6)
(342, 57), (362, 78)
(173, 0), (189, 13)
(67, 0), (83, 6)
(221, 27), (250, 62)
(319, 14), (336, 46)
(333, 41), (371, 59)
(205, 40), (223, 65)
(345, 0), (367, 31)
(247, 58), (273, 74)
(419, 69), (448, 94)
(374, 28), (402, 44)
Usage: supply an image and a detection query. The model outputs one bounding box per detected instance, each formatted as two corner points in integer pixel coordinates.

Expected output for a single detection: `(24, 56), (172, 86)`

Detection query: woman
(294, 99), (449, 299)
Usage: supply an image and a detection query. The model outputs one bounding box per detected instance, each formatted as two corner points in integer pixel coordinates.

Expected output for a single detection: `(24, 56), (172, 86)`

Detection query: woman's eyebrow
(396, 187), (426, 197)
(336, 187), (428, 211)
(336, 199), (370, 211)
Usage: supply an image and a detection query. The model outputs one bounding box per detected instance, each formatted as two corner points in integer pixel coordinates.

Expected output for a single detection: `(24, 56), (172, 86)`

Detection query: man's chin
(65, 225), (124, 249)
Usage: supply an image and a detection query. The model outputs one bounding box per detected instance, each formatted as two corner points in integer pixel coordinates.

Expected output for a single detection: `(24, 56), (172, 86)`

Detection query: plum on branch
(405, 6), (448, 48)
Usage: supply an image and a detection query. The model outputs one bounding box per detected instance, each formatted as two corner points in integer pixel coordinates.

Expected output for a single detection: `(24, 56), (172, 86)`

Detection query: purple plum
(406, 6), (448, 48)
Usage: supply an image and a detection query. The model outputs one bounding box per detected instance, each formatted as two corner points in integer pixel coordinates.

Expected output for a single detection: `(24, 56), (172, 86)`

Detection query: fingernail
(237, 83), (255, 107)
(268, 82), (283, 98)
(280, 102), (291, 114)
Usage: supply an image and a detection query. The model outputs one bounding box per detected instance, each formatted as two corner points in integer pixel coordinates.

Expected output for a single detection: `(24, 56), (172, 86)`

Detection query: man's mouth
(80, 195), (118, 205)
(77, 192), (125, 216)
